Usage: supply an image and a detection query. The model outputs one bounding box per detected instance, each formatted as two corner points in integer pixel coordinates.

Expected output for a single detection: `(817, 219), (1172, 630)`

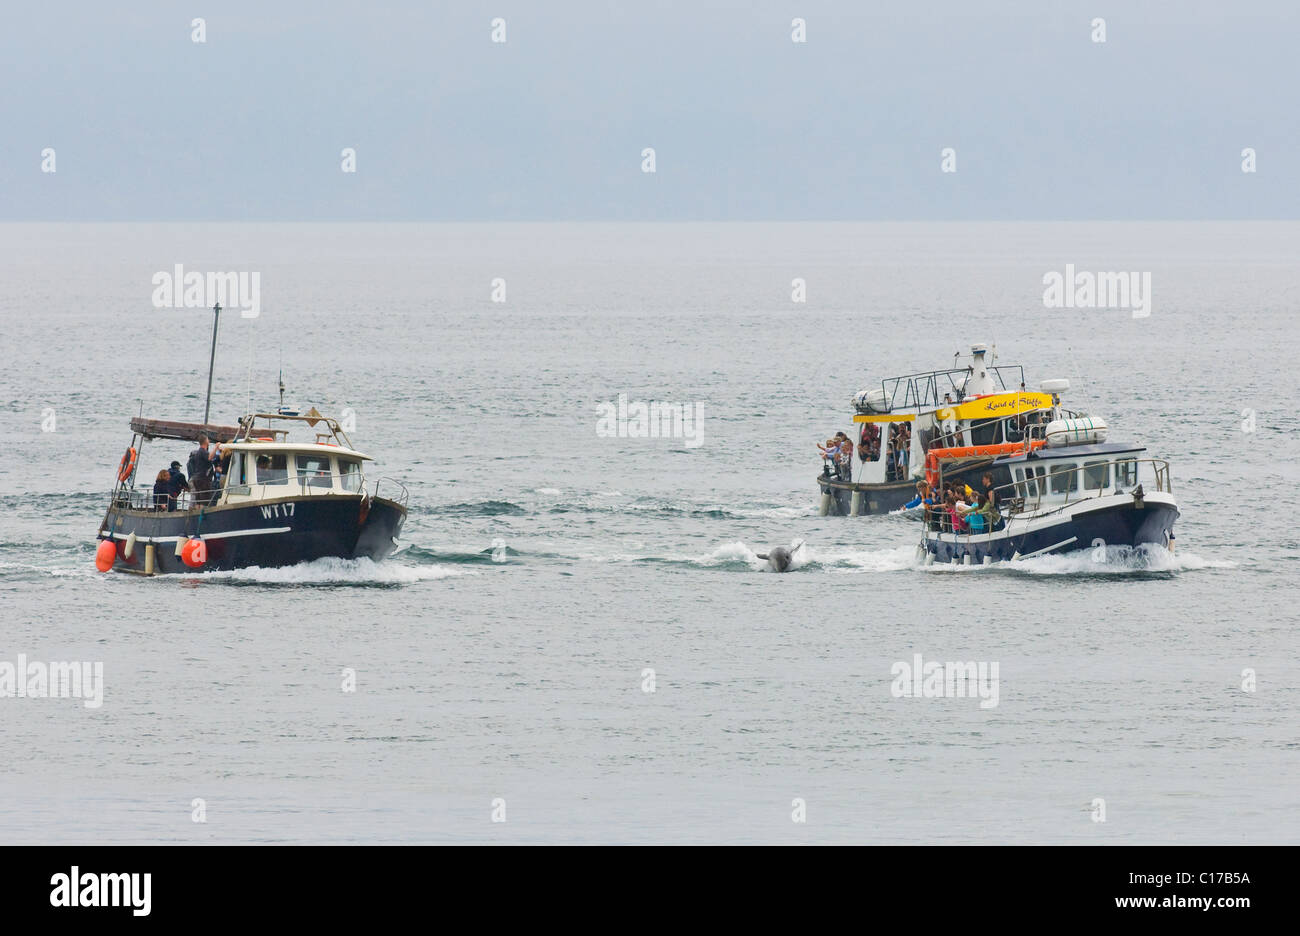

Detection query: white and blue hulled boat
(919, 418), (1178, 565)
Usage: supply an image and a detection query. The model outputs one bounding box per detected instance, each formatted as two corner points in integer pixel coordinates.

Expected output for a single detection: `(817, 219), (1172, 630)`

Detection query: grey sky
(1, 0), (1295, 220)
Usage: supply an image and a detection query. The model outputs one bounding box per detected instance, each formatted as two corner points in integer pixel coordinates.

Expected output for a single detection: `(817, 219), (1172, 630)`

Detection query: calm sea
(1, 222), (1296, 843)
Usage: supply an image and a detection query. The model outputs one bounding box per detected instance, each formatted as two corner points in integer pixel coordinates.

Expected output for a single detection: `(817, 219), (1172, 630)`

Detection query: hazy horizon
(2, 1), (1297, 221)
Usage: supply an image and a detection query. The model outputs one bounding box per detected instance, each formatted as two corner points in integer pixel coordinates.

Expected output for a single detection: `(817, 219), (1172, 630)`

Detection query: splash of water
(194, 556), (476, 586)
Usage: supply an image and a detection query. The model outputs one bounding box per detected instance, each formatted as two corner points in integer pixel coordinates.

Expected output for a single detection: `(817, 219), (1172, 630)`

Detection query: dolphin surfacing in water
(756, 539), (805, 573)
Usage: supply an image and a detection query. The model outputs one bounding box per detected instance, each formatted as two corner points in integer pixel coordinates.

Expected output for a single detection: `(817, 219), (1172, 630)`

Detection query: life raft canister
(117, 447), (138, 482)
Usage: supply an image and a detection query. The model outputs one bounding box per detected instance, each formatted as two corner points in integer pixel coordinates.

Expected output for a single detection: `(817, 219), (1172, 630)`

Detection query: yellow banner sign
(853, 392), (1053, 424)
(948, 392), (1053, 421)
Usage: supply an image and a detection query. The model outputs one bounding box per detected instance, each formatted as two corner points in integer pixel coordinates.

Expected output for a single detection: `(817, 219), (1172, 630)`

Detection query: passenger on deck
(858, 422), (880, 463)
(959, 491), (993, 533)
(188, 434), (216, 507)
(903, 481), (933, 510)
(818, 437), (839, 478)
(209, 443), (231, 490)
(835, 432), (854, 480)
(887, 424), (911, 481)
(152, 470), (171, 510)
(166, 460), (189, 511)
(981, 472), (999, 512)
(947, 490), (968, 534)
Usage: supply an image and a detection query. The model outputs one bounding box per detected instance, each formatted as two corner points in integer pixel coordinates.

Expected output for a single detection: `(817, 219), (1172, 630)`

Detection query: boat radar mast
(277, 368), (299, 417)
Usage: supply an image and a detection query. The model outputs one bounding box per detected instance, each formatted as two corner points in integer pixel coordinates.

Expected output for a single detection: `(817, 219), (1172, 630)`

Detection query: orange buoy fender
(117, 447), (138, 482)
(94, 539), (116, 572)
(180, 537), (207, 568)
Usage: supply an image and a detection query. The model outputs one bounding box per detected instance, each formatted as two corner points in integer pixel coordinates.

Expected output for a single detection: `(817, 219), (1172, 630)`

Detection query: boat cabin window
(936, 419), (965, 448)
(338, 458), (363, 492)
(226, 452), (248, 493)
(1014, 464), (1047, 497)
(296, 453), (333, 489)
(1083, 459), (1110, 491)
(969, 418), (999, 446)
(255, 453), (289, 485)
(1115, 459), (1138, 489)
(1048, 462), (1077, 494)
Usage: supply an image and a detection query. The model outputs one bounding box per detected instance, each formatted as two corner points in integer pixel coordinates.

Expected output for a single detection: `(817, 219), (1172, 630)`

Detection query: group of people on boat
(817, 432), (855, 481)
(883, 422), (911, 481)
(904, 472), (1003, 534)
(818, 420), (916, 484)
(147, 434), (230, 510)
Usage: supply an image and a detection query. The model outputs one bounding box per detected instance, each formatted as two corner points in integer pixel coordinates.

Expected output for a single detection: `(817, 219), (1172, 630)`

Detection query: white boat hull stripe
(101, 527), (292, 543)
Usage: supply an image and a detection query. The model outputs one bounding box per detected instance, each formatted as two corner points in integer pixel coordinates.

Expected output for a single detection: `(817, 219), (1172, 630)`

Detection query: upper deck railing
(233, 412), (356, 449)
(881, 364), (1026, 412)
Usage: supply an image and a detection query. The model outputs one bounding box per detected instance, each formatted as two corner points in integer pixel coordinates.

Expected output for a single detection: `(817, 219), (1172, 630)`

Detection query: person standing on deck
(187, 435), (215, 507)
(833, 432), (850, 481)
(165, 460), (189, 511)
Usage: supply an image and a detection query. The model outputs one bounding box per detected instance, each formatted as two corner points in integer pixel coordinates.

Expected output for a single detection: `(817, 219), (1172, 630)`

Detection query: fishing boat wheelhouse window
(296, 453), (333, 489)
(1115, 459), (1138, 489)
(226, 452), (248, 492)
(1048, 462), (1078, 494)
(338, 458), (363, 492)
(256, 452), (290, 485)
(1083, 459), (1110, 491)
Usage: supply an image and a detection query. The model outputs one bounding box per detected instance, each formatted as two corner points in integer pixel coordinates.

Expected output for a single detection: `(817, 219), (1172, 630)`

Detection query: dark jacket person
(166, 460), (190, 511)
(152, 470), (171, 510)
(187, 436), (215, 506)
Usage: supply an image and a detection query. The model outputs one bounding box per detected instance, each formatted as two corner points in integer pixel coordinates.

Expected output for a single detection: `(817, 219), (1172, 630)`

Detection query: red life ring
(117, 447), (138, 482)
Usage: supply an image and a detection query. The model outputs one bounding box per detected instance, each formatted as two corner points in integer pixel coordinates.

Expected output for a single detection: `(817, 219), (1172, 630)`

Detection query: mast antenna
(203, 301), (221, 424)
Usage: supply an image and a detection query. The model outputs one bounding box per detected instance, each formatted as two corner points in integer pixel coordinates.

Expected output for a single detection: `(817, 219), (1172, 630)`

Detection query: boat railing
(109, 470), (385, 511)
(881, 364), (1026, 412)
(925, 458), (1173, 533)
(372, 476), (409, 509)
(233, 412), (353, 450)
(109, 487), (170, 511)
